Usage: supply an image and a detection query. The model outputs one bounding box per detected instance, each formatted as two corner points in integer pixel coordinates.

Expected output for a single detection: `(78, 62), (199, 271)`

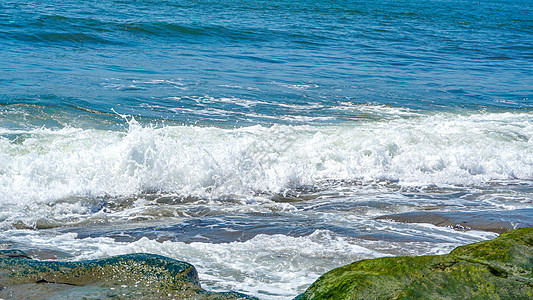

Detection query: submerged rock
(375, 208), (533, 233)
(0, 251), (255, 299)
(297, 227), (533, 299)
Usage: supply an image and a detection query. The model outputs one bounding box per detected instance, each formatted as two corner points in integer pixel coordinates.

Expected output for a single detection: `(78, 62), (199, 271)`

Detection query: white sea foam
(330, 102), (425, 119)
(103, 230), (384, 298)
(0, 112), (531, 208)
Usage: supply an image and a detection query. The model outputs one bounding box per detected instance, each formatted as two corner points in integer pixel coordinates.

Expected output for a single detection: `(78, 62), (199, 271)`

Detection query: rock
(296, 227), (533, 299)
(0, 242), (76, 260)
(375, 208), (533, 233)
(0, 251), (256, 299)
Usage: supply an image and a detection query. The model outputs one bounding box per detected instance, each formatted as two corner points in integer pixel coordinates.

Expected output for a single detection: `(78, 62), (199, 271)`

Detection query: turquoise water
(0, 0), (532, 298)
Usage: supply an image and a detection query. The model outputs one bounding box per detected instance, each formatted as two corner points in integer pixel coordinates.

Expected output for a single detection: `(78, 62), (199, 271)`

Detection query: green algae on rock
(296, 227), (533, 300)
(0, 250), (256, 299)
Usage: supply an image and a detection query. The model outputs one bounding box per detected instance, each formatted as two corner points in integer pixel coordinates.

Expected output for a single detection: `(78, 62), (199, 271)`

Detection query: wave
(0, 13), (274, 46)
(0, 9), (332, 47)
(0, 111), (531, 207)
(0, 31), (120, 45)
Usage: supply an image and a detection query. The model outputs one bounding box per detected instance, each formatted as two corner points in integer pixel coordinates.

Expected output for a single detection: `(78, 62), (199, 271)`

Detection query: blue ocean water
(1, 0), (532, 128)
(0, 0), (532, 298)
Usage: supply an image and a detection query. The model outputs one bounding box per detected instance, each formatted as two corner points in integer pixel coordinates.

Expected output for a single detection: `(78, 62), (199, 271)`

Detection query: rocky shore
(296, 227), (533, 299)
(0, 250), (256, 299)
(1, 225), (531, 299)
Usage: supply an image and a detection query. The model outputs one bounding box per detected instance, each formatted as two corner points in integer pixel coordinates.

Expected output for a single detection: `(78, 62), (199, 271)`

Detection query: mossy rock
(297, 227), (533, 299)
(0, 250), (256, 299)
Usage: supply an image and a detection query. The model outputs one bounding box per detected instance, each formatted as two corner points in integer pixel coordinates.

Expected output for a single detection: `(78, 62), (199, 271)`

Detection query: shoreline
(1, 222), (531, 299)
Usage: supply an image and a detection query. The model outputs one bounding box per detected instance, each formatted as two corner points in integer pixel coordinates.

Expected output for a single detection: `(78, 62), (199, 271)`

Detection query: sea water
(0, 0), (532, 298)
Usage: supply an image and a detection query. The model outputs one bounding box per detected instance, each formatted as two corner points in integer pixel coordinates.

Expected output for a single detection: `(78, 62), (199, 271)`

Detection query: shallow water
(1, 0), (532, 298)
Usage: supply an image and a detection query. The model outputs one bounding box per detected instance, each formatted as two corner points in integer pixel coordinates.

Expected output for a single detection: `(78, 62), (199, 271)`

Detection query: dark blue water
(0, 1), (532, 298)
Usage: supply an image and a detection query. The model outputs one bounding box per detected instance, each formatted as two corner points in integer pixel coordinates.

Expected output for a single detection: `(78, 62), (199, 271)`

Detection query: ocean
(0, 0), (532, 298)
